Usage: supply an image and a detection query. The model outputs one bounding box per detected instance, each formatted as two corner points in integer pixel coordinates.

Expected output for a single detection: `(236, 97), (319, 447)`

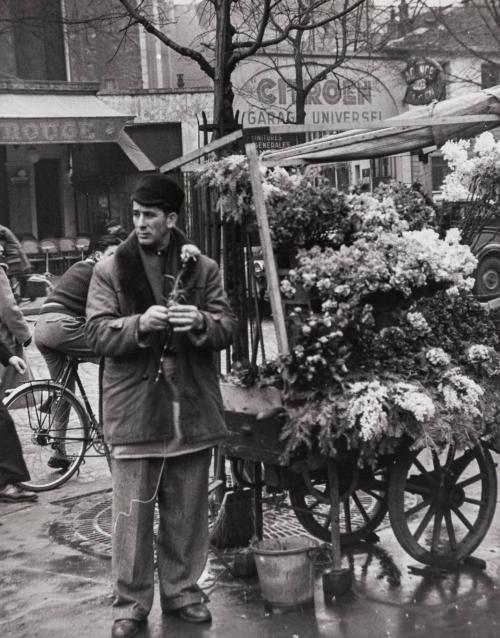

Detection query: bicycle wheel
(4, 380), (90, 491)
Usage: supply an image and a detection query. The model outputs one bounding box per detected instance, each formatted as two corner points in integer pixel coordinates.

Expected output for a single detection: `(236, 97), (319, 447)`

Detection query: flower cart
(195, 135), (500, 571)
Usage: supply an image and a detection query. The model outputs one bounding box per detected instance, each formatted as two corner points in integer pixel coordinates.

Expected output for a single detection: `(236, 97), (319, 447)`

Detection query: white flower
(280, 279), (297, 298)
(392, 383), (435, 422)
(441, 139), (470, 166)
(317, 277), (333, 292)
(346, 381), (389, 441)
(474, 131), (496, 156)
(426, 348), (451, 367)
(334, 284), (351, 297)
(445, 228), (462, 245)
(439, 368), (484, 418)
(262, 183), (282, 200)
(468, 344), (491, 364)
(180, 244), (201, 263)
(294, 345), (305, 358)
(407, 312), (431, 335)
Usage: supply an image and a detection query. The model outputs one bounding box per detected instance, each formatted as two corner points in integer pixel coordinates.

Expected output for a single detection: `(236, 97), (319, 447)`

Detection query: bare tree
(0, 0), (371, 133)
(251, 0), (392, 124)
(115, 0), (368, 137)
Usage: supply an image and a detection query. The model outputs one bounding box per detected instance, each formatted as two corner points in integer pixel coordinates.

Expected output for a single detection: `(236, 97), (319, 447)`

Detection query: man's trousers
(111, 449), (211, 621)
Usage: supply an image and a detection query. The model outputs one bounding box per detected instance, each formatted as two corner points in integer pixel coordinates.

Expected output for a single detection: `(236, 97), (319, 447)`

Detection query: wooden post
(322, 458), (353, 600)
(245, 143), (289, 357)
(253, 461), (264, 541)
(327, 459), (342, 568)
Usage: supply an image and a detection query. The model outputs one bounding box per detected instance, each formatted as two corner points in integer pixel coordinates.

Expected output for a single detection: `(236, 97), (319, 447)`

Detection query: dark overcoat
(85, 229), (236, 447)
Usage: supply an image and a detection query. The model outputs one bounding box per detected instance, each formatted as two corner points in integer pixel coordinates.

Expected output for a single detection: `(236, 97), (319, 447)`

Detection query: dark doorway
(35, 159), (62, 238)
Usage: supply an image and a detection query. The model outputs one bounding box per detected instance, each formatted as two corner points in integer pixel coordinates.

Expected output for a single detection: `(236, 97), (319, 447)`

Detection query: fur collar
(114, 227), (190, 313)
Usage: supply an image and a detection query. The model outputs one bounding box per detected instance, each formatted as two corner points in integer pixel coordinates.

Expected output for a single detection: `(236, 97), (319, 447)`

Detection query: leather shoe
(172, 602), (212, 624)
(48, 456), (71, 471)
(111, 619), (142, 638)
(0, 484), (37, 503)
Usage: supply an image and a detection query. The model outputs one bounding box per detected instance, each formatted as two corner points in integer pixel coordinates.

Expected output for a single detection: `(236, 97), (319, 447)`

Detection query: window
(481, 63), (500, 89)
(430, 153), (450, 192)
(11, 0), (66, 80)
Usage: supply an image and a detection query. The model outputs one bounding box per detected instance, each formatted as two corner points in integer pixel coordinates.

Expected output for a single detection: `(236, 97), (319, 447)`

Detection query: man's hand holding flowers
(166, 304), (205, 332)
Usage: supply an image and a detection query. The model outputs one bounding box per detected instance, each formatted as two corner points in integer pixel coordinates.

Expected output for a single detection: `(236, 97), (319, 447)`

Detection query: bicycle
(4, 354), (227, 497)
(3, 355), (109, 491)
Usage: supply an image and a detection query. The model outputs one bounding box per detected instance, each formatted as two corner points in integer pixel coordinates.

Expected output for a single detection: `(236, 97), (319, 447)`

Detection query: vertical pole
(327, 458), (342, 569)
(253, 461), (263, 541)
(245, 143), (289, 357)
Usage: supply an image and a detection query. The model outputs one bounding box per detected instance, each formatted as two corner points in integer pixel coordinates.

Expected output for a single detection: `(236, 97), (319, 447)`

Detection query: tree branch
(227, 0), (272, 65)
(233, 0), (367, 54)
(117, 0), (215, 79)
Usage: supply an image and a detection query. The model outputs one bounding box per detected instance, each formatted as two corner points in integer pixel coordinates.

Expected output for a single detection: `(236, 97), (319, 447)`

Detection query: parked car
(439, 203), (500, 300)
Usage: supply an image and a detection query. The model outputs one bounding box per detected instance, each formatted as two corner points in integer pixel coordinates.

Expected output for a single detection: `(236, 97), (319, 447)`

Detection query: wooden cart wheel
(289, 465), (388, 545)
(388, 443), (497, 566)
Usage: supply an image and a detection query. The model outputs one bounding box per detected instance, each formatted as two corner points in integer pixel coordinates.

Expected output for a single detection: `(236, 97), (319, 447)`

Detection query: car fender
(474, 243), (500, 262)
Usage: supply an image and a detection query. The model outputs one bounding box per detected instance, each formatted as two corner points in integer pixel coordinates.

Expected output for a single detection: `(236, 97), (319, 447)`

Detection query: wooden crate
(220, 383), (287, 465)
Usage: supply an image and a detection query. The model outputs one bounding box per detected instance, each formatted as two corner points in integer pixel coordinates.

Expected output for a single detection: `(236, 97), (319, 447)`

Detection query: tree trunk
(213, 0), (237, 139)
(294, 40), (306, 125)
(295, 89), (307, 125)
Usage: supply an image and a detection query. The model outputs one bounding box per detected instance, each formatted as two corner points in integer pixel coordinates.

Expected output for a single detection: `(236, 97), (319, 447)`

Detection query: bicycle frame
(58, 359), (96, 421)
(54, 356), (106, 457)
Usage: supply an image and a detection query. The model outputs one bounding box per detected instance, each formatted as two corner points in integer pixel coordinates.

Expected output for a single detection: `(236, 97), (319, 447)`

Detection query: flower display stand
(224, 143), (351, 595)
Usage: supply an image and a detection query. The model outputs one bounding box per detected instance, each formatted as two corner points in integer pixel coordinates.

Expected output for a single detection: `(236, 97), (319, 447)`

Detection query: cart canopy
(261, 85), (500, 166)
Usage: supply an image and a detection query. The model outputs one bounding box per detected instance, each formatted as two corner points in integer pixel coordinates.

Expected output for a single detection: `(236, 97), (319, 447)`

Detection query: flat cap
(132, 174), (185, 213)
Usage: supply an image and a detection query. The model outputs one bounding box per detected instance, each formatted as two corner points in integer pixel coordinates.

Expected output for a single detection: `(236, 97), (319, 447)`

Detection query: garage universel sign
(234, 61), (402, 128)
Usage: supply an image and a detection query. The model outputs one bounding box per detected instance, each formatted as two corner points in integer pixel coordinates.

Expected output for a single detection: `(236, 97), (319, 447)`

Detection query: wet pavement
(3, 485), (500, 638)
(1, 305), (500, 637)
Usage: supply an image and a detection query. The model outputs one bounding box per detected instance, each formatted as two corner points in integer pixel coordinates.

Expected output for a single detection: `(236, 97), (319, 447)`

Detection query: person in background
(106, 218), (129, 241)
(34, 234), (122, 471)
(0, 242), (31, 398)
(0, 224), (31, 299)
(412, 180), (437, 210)
(0, 342), (37, 503)
(85, 174), (236, 638)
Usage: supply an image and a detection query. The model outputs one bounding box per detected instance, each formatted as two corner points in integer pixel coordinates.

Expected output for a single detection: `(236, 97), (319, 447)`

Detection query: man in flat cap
(85, 174), (236, 638)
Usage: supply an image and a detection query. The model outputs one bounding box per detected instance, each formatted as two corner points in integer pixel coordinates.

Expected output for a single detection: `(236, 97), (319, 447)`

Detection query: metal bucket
(252, 536), (318, 612)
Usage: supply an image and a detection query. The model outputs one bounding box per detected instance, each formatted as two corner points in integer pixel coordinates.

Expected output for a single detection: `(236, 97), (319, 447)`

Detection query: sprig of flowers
(426, 347), (451, 367)
(155, 244), (201, 383)
(346, 380), (389, 441)
(439, 368), (484, 418)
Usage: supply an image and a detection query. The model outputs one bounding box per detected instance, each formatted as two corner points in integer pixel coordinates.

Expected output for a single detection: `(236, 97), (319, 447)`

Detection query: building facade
(0, 0), (212, 241)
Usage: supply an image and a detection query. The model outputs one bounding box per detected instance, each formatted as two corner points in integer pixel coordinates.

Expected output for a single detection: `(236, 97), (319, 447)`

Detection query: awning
(261, 85), (500, 165)
(0, 93), (133, 144)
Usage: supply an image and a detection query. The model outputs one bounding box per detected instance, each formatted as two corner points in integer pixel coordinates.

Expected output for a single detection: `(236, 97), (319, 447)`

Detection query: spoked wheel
(388, 443), (497, 566)
(3, 381), (89, 491)
(289, 463), (388, 545)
